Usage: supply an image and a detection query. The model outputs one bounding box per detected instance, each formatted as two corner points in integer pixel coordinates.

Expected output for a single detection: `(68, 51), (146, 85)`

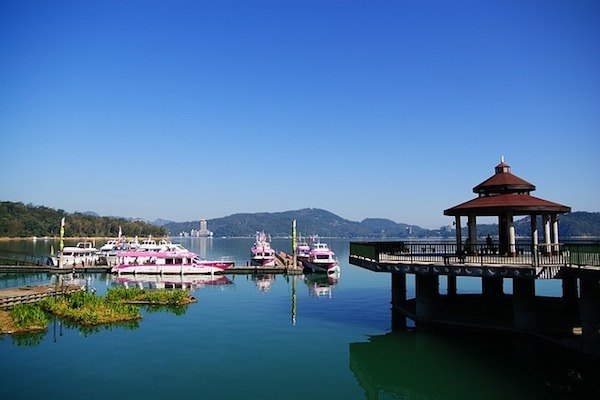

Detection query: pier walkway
(350, 241), (600, 279)
(349, 240), (600, 356)
(0, 284), (84, 309)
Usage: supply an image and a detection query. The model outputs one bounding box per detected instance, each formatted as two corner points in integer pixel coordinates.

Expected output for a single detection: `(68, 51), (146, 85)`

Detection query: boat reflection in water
(349, 330), (597, 400)
(252, 274), (275, 292)
(303, 272), (339, 298)
(112, 274), (233, 290)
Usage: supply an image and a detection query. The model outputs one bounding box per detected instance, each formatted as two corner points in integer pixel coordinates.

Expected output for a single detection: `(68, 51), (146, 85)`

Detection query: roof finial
(501, 155), (504, 163)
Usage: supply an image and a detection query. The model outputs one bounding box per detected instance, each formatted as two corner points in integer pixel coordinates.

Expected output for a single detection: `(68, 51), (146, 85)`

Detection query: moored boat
(301, 240), (340, 274)
(296, 236), (311, 261)
(250, 231), (276, 267)
(111, 247), (234, 275)
(60, 242), (99, 266)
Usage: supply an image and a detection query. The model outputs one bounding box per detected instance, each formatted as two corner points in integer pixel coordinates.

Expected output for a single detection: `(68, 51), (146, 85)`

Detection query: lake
(0, 238), (597, 399)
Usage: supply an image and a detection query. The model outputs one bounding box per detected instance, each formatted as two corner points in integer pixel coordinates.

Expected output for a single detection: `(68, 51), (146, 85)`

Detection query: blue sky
(1, 0), (598, 229)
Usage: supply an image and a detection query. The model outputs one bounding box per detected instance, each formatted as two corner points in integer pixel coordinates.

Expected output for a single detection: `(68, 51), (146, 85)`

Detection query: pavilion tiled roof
(473, 171), (535, 194)
(444, 193), (571, 216)
(445, 160), (571, 216)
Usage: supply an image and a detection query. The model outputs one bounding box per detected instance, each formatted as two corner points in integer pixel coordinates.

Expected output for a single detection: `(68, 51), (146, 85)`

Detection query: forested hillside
(166, 209), (600, 239)
(0, 201), (166, 238)
(166, 208), (435, 238)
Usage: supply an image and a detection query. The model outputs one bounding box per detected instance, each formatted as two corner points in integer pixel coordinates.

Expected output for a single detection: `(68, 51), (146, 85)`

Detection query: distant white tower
(198, 219), (213, 237)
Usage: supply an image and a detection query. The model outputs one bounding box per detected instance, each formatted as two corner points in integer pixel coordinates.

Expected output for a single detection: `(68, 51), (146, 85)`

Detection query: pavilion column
(513, 278), (536, 331)
(415, 274), (438, 322)
(551, 214), (560, 254)
(455, 216), (462, 252)
(468, 214), (477, 254)
(498, 213), (509, 255)
(391, 273), (407, 329)
(543, 214), (552, 255)
(530, 214), (539, 266)
(508, 211), (516, 256)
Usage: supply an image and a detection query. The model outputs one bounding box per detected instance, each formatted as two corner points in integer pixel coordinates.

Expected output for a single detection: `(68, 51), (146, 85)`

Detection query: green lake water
(0, 238), (597, 399)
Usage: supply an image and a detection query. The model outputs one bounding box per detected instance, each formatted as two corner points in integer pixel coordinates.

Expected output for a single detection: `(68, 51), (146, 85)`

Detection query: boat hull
(301, 260), (340, 274)
(250, 256), (276, 267)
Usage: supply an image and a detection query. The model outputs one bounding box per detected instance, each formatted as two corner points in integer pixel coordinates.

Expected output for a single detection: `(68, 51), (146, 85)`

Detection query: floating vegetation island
(0, 287), (195, 335)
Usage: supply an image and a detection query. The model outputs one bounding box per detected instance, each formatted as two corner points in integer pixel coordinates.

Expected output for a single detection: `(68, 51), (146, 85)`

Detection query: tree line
(0, 202), (166, 238)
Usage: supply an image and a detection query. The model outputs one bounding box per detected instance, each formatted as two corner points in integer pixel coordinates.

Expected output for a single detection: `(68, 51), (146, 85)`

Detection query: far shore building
(193, 219), (213, 237)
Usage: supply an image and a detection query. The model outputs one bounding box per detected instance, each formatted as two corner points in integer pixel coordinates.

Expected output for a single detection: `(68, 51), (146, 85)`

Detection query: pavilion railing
(349, 241), (600, 268)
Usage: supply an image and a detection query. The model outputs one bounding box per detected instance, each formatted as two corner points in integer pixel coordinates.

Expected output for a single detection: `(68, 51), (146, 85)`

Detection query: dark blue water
(0, 238), (596, 399)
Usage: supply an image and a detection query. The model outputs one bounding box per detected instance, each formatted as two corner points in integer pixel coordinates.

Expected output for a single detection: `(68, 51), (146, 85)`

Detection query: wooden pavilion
(444, 157), (571, 256)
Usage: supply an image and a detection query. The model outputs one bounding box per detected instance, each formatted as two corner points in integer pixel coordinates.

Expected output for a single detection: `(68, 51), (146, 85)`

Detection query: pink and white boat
(302, 240), (340, 274)
(111, 247), (234, 275)
(296, 236), (311, 262)
(250, 231), (276, 267)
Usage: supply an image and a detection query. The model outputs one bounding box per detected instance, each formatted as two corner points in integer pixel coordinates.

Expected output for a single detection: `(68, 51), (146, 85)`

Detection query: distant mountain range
(163, 208), (600, 239)
(2, 201), (598, 239)
(164, 208), (430, 238)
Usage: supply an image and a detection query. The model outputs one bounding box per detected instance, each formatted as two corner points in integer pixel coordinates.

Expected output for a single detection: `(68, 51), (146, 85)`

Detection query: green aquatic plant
(10, 303), (49, 328)
(105, 287), (192, 305)
(39, 292), (140, 326)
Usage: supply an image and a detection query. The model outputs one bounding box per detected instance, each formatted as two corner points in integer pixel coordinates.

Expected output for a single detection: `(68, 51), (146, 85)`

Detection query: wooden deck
(0, 284), (84, 309)
(349, 241), (600, 279)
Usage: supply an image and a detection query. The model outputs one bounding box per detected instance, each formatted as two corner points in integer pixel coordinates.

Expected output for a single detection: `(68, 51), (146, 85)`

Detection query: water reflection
(252, 274), (275, 292)
(303, 272), (339, 298)
(111, 273), (233, 290)
(349, 329), (599, 400)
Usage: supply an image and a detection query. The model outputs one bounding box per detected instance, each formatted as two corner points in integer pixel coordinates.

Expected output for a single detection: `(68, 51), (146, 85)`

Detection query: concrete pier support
(482, 277), (503, 302)
(562, 277), (579, 312)
(513, 278), (536, 331)
(391, 273), (407, 329)
(416, 274), (439, 322)
(579, 278), (600, 341)
(447, 275), (457, 297)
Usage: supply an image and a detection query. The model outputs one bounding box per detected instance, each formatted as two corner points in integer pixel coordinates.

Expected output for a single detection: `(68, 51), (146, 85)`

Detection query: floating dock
(0, 251), (305, 276)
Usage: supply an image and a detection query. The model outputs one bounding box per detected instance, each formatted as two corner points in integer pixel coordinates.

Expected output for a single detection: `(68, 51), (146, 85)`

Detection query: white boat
(296, 236), (311, 261)
(60, 242), (99, 266)
(138, 237), (163, 252)
(250, 231), (276, 267)
(111, 247), (234, 275)
(301, 240), (340, 274)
